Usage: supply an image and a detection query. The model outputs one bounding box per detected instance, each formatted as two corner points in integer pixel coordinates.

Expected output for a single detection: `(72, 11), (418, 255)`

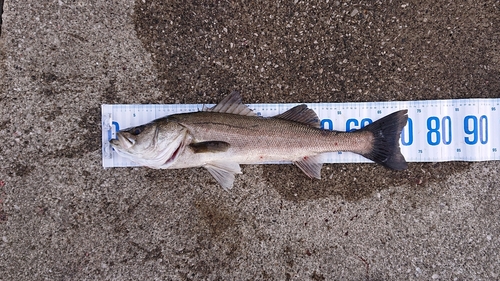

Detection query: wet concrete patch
(0, 182), (6, 223)
(133, 0), (499, 104)
(77, 107), (101, 152)
(263, 161), (472, 202)
(0, 0), (3, 36)
(43, 106), (63, 122)
(8, 162), (35, 177)
(49, 107), (101, 158)
(194, 197), (238, 238)
(0, 119), (9, 130)
(130, 0), (491, 203)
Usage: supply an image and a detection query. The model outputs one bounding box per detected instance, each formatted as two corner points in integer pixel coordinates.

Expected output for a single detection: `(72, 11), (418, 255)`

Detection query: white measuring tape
(102, 98), (500, 168)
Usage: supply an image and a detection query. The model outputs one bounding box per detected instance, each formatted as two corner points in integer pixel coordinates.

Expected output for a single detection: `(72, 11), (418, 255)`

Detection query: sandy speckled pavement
(1, 1), (499, 280)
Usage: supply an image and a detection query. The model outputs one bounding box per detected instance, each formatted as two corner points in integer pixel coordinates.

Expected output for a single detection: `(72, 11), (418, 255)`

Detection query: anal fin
(204, 161), (242, 191)
(294, 155), (323, 179)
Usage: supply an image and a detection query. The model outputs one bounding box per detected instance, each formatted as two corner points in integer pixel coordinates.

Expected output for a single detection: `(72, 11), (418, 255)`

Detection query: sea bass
(110, 92), (408, 190)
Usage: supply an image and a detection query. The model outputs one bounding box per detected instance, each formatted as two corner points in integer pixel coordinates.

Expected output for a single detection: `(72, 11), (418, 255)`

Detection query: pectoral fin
(294, 155), (323, 179)
(189, 141), (230, 153)
(204, 161), (242, 191)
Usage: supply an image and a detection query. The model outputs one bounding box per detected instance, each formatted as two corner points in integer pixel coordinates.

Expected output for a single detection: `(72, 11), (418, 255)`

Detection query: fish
(110, 92), (408, 190)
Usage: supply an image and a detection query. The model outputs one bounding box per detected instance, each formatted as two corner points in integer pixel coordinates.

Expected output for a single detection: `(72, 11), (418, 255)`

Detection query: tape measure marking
(102, 98), (500, 168)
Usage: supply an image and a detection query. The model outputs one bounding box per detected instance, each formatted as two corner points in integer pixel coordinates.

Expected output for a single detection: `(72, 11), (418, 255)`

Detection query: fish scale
(167, 112), (369, 165)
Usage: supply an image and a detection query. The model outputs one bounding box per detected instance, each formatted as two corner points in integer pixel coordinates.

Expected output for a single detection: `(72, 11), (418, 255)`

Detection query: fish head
(110, 118), (188, 168)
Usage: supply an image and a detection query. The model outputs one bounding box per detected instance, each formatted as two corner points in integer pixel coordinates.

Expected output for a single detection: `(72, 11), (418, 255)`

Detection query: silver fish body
(110, 92), (408, 189)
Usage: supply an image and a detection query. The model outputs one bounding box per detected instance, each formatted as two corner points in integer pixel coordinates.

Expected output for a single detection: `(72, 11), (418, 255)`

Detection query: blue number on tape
(321, 119), (333, 131)
(427, 116), (452, 146)
(427, 116), (441, 146)
(401, 118), (413, 146)
(361, 118), (372, 128)
(346, 118), (373, 132)
(464, 115), (478, 144)
(479, 115), (488, 144)
(346, 118), (359, 132)
(464, 115), (488, 145)
(442, 116), (452, 145)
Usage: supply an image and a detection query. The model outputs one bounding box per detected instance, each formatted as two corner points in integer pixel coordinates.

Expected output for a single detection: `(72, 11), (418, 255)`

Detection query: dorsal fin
(274, 104), (321, 128)
(204, 91), (256, 116)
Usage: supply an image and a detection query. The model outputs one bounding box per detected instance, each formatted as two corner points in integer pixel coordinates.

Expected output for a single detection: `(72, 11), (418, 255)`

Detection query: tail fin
(358, 110), (408, 170)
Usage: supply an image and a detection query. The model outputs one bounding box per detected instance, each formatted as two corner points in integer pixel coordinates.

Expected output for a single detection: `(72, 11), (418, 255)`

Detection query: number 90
(464, 115), (488, 145)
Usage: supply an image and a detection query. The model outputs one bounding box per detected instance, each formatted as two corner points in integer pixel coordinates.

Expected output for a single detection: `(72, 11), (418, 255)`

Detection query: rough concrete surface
(0, 0), (499, 280)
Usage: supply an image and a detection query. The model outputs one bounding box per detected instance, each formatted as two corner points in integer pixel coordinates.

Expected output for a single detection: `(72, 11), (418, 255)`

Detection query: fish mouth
(109, 138), (124, 152)
(111, 133), (135, 150)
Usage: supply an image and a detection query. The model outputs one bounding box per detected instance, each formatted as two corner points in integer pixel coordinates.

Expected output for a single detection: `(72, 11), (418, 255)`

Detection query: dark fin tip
(359, 110), (409, 170)
(275, 104), (321, 128)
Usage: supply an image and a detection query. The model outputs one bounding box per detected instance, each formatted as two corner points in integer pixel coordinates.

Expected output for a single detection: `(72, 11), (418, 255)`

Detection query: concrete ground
(1, 0), (499, 280)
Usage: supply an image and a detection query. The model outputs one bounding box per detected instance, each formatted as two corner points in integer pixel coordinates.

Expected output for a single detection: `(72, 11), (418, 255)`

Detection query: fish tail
(358, 109), (409, 170)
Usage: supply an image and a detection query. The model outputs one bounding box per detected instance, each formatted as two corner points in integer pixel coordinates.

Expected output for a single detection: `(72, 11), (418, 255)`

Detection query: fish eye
(129, 125), (146, 136)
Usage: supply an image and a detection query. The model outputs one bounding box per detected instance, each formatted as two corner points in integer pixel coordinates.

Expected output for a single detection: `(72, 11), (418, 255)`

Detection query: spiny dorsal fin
(204, 91), (256, 116)
(294, 154), (323, 179)
(189, 141), (230, 153)
(275, 104), (321, 128)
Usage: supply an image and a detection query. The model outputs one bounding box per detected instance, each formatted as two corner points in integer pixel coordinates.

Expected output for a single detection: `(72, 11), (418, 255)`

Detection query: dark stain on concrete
(9, 163), (34, 177)
(0, 119), (10, 131)
(194, 197), (237, 238)
(311, 271), (326, 281)
(44, 106), (62, 122)
(102, 78), (119, 104)
(77, 107), (101, 153)
(41, 88), (56, 97)
(132, 0), (494, 201)
(41, 72), (58, 83)
(50, 107), (101, 158)
(264, 162), (471, 202)
(168, 196), (244, 278)
(0, 183), (6, 223)
(0, 209), (6, 223)
(0, 0), (3, 36)
(51, 146), (80, 159)
(133, 1), (499, 104)
(128, 241), (164, 263)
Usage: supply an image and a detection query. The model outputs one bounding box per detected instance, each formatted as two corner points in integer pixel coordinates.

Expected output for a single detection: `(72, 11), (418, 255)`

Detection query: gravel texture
(0, 0), (499, 280)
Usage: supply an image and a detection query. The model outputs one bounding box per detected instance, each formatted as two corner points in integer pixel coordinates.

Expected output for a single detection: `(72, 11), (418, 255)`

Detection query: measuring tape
(102, 98), (500, 168)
